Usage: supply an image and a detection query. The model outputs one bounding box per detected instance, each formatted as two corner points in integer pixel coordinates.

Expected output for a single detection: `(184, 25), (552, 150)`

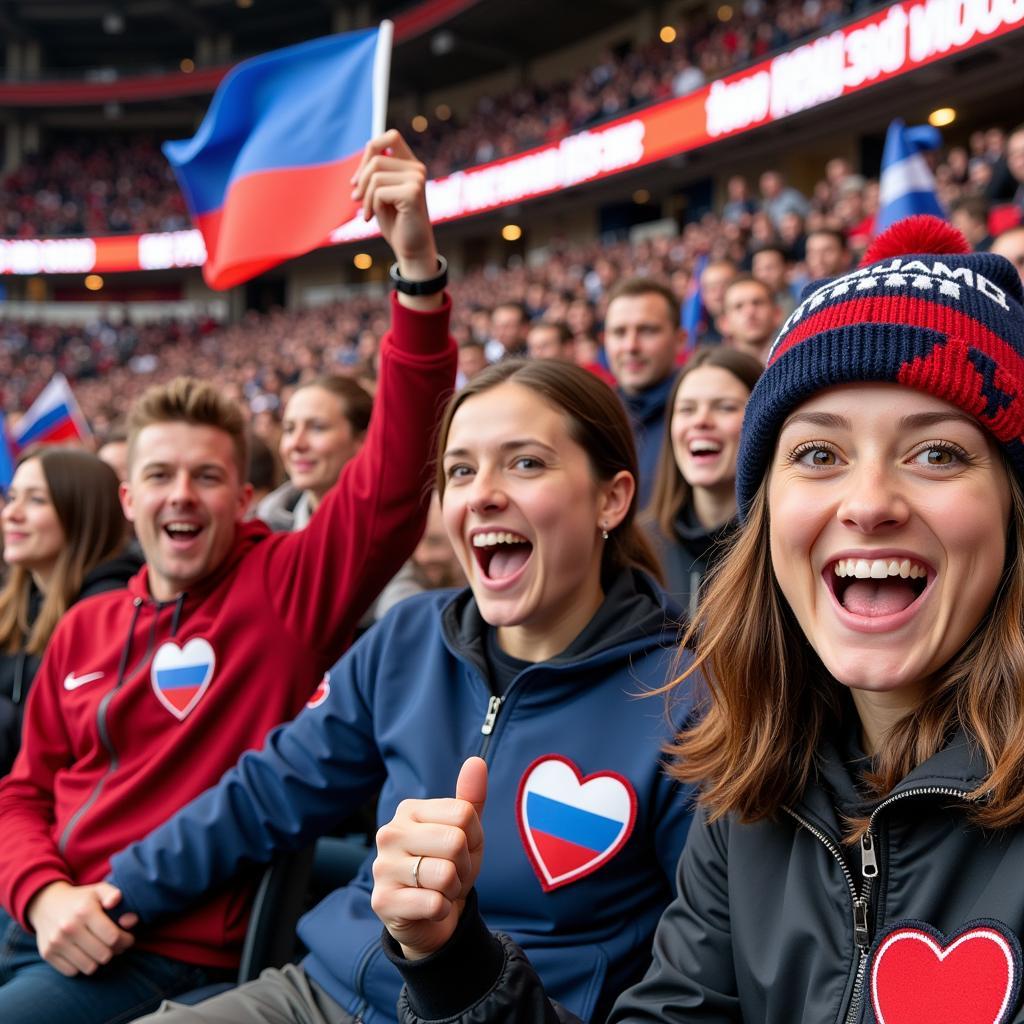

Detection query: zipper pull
(481, 695), (503, 736)
(853, 896), (870, 949)
(860, 831), (878, 879)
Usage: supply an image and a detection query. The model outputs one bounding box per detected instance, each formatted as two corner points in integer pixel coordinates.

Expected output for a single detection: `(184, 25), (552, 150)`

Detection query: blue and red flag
(682, 253), (709, 349)
(0, 418), (15, 489)
(163, 24), (392, 291)
(876, 118), (944, 235)
(14, 373), (91, 451)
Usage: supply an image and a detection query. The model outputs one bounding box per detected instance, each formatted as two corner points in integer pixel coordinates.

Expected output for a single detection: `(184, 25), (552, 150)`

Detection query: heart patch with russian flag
(870, 919), (1022, 1024)
(517, 755), (636, 892)
(306, 673), (330, 709)
(150, 637), (216, 721)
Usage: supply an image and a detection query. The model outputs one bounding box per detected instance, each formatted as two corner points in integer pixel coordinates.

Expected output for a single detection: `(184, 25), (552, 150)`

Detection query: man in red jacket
(0, 131), (456, 1024)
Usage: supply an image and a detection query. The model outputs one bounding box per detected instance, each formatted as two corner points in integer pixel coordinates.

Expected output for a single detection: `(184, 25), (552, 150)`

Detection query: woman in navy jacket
(375, 217), (1024, 1024)
(110, 358), (695, 1024)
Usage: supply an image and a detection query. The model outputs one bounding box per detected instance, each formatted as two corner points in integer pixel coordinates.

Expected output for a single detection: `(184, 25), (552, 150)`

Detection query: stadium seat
(174, 835), (370, 1006)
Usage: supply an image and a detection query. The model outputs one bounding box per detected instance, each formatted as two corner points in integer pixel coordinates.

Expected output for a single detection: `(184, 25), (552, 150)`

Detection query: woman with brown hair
(646, 347), (762, 618)
(105, 357), (694, 1024)
(373, 217), (1024, 1024)
(0, 448), (139, 774)
(257, 375), (373, 532)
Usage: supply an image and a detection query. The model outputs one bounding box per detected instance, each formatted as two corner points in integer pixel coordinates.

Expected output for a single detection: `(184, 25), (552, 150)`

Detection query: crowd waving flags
(163, 22), (393, 291)
(0, 373), (91, 488)
(875, 118), (945, 235)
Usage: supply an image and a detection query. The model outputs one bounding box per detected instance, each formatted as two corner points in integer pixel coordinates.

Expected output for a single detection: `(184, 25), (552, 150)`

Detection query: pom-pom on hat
(736, 215), (1024, 516)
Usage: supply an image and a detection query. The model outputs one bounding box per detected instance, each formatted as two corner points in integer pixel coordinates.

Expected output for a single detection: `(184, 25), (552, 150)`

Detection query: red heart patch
(871, 922), (1020, 1024)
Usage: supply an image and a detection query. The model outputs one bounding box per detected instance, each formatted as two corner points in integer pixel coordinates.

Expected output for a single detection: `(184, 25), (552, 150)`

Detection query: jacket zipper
(788, 783), (972, 1023)
(783, 807), (871, 1024)
(478, 695), (503, 758)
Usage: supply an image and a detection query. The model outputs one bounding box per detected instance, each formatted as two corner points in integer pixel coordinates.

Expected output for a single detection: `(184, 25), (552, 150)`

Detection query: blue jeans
(0, 908), (229, 1024)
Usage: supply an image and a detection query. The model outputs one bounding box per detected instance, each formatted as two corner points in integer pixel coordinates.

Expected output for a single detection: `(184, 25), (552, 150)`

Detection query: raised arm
(265, 130), (457, 659)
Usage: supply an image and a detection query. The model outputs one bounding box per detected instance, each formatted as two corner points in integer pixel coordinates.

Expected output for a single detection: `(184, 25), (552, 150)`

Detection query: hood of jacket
(440, 567), (678, 685)
(79, 547), (144, 600)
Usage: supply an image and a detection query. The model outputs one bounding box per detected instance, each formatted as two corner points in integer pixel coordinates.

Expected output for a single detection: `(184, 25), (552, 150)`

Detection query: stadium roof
(0, 0), (647, 93)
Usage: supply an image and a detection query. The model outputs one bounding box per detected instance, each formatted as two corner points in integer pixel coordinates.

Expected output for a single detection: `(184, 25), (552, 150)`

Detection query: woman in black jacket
(645, 347), (762, 619)
(0, 447), (139, 774)
(371, 217), (1024, 1024)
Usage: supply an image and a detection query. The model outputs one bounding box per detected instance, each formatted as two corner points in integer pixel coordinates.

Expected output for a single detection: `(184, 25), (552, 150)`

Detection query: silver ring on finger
(412, 854), (424, 889)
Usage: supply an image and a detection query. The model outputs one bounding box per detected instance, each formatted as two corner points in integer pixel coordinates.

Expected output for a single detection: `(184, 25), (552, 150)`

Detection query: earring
(601, 524), (609, 541)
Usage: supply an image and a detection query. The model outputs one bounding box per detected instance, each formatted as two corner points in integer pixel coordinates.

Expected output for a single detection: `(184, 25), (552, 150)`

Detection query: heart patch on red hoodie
(870, 919), (1022, 1024)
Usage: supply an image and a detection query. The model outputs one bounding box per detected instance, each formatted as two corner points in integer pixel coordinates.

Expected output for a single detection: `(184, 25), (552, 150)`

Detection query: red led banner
(3, 0), (1021, 276)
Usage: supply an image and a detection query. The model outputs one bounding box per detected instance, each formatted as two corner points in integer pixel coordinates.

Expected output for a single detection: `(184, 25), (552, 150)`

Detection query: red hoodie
(0, 294), (455, 968)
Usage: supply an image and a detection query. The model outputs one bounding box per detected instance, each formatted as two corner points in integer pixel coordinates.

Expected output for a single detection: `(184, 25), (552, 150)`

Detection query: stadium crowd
(4, 92), (1024, 1024)
(5, 120), (1024, 441)
(0, 0), (955, 240)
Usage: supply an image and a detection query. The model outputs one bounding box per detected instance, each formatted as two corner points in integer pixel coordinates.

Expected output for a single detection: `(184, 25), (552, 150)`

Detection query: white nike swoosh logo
(63, 671), (105, 691)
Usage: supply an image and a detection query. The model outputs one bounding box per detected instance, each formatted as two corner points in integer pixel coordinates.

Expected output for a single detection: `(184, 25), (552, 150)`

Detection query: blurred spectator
(246, 433), (282, 510)
(96, 428), (129, 483)
(804, 227), (850, 280)
(758, 170), (810, 228)
(373, 493), (466, 620)
(457, 340), (489, 386)
(0, 449), (139, 775)
(603, 277), (685, 505)
(645, 347), (762, 618)
(721, 275), (779, 364)
(751, 243), (797, 317)
(526, 321), (574, 362)
(696, 259), (739, 345)
(991, 226), (1024, 285)
(949, 195), (993, 251)
(484, 301), (529, 362)
(257, 376), (372, 532)
(721, 176), (757, 226)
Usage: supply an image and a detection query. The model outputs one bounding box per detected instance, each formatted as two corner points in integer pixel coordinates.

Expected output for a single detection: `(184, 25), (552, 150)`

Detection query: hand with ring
(371, 757), (488, 960)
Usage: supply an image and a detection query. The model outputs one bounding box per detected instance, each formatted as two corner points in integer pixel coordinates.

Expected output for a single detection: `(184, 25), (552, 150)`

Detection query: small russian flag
(14, 373), (91, 452)
(164, 23), (392, 291)
(876, 118), (945, 236)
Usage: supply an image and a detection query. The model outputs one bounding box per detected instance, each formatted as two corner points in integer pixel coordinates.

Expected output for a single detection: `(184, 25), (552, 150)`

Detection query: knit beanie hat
(736, 215), (1024, 516)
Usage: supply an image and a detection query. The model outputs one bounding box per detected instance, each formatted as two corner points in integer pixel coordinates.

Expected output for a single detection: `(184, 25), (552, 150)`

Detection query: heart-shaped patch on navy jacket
(150, 637), (216, 721)
(517, 754), (636, 892)
(870, 919), (1022, 1024)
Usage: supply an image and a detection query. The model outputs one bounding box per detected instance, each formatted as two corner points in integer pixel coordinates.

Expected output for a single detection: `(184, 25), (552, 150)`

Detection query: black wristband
(390, 255), (448, 296)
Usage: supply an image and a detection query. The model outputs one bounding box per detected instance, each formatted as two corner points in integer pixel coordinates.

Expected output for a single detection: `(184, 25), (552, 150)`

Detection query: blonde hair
(127, 377), (248, 479)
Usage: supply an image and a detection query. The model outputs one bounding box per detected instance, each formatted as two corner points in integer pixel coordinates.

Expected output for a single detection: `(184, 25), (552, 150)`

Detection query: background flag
(682, 253), (709, 349)
(876, 118), (944, 235)
(164, 23), (392, 291)
(13, 373), (91, 451)
(0, 419), (14, 489)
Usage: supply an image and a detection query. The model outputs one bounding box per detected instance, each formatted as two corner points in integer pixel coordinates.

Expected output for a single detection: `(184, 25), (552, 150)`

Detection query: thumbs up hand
(371, 757), (488, 959)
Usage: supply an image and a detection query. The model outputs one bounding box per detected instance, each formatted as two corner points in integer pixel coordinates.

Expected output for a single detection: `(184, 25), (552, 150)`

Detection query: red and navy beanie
(736, 215), (1024, 516)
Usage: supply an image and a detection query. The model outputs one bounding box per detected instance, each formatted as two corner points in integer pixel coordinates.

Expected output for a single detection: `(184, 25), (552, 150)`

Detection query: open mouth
(688, 439), (723, 463)
(164, 522), (203, 545)
(827, 557), (931, 618)
(471, 530), (533, 581)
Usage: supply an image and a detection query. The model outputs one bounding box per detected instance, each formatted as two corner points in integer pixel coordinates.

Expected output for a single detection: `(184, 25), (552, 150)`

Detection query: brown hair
(434, 359), (663, 582)
(606, 276), (681, 329)
(127, 377), (248, 479)
(0, 449), (126, 656)
(291, 375), (373, 436)
(646, 347), (763, 539)
(665, 468), (1024, 838)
